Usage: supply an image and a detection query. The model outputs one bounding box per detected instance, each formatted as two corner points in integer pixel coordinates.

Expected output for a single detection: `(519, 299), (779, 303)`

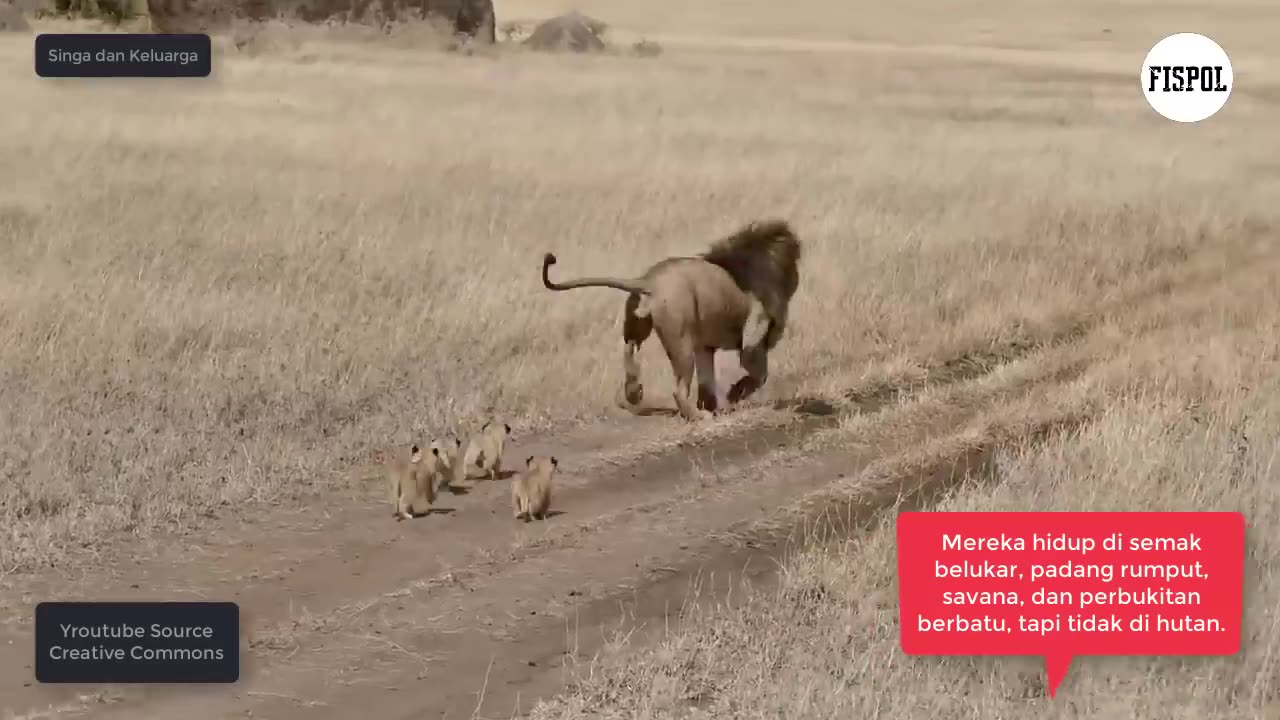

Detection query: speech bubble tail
(1044, 653), (1073, 698)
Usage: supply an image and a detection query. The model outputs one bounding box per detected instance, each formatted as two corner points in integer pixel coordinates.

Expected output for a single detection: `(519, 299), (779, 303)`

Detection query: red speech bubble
(897, 512), (1244, 697)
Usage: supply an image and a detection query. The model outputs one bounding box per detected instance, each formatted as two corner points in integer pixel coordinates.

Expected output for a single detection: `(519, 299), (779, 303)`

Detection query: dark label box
(35, 34), (212, 78)
(35, 602), (239, 683)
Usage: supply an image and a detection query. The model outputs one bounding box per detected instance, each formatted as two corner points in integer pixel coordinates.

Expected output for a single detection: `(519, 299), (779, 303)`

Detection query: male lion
(541, 219), (801, 421)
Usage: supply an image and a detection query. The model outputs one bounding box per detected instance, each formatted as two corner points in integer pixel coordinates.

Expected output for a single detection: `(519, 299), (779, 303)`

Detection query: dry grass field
(1, 0), (1278, 718)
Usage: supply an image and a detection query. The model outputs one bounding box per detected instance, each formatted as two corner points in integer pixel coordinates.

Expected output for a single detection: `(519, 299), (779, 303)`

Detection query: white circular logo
(1141, 33), (1233, 123)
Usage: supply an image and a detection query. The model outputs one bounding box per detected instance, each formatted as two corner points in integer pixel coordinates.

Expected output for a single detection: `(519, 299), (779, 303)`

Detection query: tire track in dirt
(2, 241), (1273, 719)
(15, 351), (1070, 717)
(180, 368), (1099, 720)
(462, 413), (1090, 720)
(85, 359), (1086, 720)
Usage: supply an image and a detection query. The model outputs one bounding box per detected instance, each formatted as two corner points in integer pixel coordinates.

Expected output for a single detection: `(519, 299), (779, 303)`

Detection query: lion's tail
(541, 253), (650, 295)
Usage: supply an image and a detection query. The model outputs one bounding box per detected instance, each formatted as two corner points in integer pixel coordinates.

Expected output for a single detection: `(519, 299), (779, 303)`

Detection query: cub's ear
(526, 455), (534, 466)
(504, 423), (511, 434)
(432, 447), (440, 456)
(551, 456), (559, 467)
(455, 437), (462, 447)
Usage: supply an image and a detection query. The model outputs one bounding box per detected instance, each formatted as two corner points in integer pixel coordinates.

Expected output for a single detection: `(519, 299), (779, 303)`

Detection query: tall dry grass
(1, 3), (1277, 579)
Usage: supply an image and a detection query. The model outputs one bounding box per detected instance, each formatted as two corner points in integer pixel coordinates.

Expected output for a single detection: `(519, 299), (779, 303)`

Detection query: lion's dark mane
(701, 218), (801, 349)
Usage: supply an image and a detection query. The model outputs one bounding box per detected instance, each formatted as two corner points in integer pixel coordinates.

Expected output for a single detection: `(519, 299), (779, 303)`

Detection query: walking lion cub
(512, 455), (557, 521)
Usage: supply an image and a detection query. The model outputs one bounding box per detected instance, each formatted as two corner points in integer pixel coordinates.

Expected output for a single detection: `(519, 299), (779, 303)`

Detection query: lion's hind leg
(619, 292), (652, 408)
(657, 328), (709, 422)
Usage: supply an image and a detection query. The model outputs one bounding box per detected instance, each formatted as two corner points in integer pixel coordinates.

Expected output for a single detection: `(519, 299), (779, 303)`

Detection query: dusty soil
(0, 236), (1269, 720)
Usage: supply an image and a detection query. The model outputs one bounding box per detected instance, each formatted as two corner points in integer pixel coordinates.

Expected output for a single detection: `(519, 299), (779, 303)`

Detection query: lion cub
(431, 434), (464, 492)
(455, 420), (511, 485)
(512, 455), (557, 521)
(386, 444), (442, 521)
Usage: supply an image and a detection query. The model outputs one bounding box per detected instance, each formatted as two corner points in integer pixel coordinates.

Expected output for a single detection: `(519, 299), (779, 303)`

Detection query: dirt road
(1, 238), (1273, 720)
